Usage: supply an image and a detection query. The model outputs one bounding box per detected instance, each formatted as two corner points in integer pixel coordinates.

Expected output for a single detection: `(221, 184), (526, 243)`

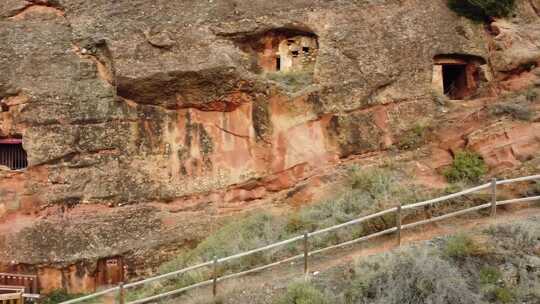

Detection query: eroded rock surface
(0, 0), (539, 293)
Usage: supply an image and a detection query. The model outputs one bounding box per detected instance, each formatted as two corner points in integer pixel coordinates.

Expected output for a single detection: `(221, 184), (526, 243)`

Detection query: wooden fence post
(212, 256), (219, 298)
(491, 178), (497, 217)
(118, 282), (125, 304)
(396, 203), (402, 247)
(32, 276), (38, 295)
(303, 232), (309, 278)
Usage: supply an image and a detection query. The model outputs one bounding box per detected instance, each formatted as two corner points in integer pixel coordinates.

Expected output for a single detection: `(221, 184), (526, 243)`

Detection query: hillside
(201, 213), (540, 304)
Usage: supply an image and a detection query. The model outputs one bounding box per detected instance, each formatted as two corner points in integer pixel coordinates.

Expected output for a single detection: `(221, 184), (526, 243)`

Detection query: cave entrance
(433, 55), (487, 100)
(96, 257), (125, 287)
(0, 138), (28, 170)
(442, 64), (468, 99)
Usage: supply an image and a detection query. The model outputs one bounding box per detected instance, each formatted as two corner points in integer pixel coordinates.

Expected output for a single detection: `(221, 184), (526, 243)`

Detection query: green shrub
(348, 166), (399, 198)
(287, 190), (394, 248)
(160, 212), (286, 273)
(346, 166), (431, 215)
(397, 122), (431, 151)
(489, 103), (533, 121)
(292, 190), (370, 232)
(494, 287), (515, 303)
(343, 271), (375, 303)
(267, 70), (313, 91)
(443, 234), (478, 259)
(479, 266), (501, 285)
(486, 221), (538, 252)
(444, 151), (487, 183)
(447, 0), (516, 21)
(42, 289), (86, 304)
(346, 248), (481, 304)
(285, 214), (308, 234)
(275, 282), (328, 304)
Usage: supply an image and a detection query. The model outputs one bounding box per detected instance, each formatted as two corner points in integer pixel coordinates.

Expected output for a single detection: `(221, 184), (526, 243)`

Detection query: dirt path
(152, 204), (540, 304)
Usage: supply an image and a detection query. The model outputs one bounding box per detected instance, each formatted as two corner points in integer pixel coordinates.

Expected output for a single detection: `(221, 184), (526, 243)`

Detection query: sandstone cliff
(0, 0), (539, 293)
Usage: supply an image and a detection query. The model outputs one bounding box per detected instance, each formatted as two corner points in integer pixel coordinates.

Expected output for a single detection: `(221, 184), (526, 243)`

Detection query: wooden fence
(60, 175), (540, 304)
(0, 273), (38, 296)
(0, 286), (24, 304)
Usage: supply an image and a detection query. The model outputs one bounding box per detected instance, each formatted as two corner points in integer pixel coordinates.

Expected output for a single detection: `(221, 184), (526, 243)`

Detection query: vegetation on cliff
(274, 217), (539, 304)
(42, 290), (85, 304)
(158, 167), (423, 274)
(275, 282), (329, 304)
(448, 0), (516, 21)
(396, 121), (433, 151)
(488, 89), (537, 122)
(443, 151), (487, 183)
(126, 165), (499, 302)
(2, 0), (540, 301)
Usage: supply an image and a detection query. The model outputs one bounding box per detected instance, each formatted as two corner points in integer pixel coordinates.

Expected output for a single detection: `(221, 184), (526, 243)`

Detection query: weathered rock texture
(0, 0), (539, 293)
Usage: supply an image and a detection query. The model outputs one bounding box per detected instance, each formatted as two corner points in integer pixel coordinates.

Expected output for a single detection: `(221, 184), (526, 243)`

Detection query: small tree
(444, 151), (487, 183)
(447, 0), (516, 21)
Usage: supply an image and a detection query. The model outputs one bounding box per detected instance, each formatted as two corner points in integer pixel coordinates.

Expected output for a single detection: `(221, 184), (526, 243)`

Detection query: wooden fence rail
(0, 286), (24, 304)
(0, 273), (38, 295)
(60, 174), (540, 304)
(0, 292), (23, 304)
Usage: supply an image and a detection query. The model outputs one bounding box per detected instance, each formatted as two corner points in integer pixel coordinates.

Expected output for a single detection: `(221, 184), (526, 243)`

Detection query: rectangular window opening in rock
(243, 30), (318, 73)
(433, 55), (485, 100)
(442, 64), (468, 99)
(106, 259), (118, 266)
(0, 139), (27, 170)
(96, 257), (125, 286)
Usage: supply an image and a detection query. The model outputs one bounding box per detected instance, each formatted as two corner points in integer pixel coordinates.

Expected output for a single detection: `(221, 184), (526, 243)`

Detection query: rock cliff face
(0, 0), (539, 293)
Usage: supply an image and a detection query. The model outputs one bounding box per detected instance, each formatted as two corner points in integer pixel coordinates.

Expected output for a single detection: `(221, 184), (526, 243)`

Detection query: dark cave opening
(0, 138), (28, 170)
(442, 64), (468, 99)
